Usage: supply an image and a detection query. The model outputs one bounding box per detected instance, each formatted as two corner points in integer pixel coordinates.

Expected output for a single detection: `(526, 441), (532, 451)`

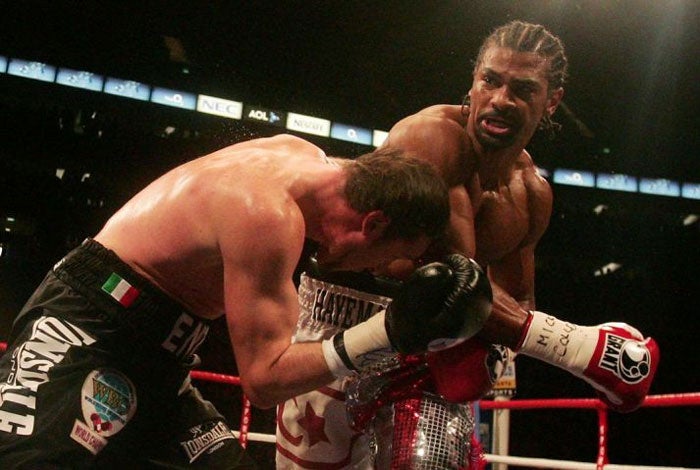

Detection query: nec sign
(197, 95), (243, 119)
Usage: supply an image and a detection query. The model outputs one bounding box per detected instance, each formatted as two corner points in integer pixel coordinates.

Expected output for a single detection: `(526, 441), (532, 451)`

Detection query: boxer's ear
(362, 211), (390, 241)
(546, 87), (564, 116)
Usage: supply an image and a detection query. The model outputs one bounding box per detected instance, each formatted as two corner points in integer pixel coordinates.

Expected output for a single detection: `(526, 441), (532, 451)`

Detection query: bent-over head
(344, 147), (450, 241)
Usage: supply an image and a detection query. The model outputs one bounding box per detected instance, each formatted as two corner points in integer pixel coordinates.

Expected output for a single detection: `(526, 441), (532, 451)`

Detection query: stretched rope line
(189, 369), (241, 385)
(478, 393), (700, 410)
(483, 454), (698, 470)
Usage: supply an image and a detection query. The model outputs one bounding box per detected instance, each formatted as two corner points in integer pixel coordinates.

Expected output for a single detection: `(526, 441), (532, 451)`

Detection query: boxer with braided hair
(372, 20), (658, 468)
(277, 21), (658, 469)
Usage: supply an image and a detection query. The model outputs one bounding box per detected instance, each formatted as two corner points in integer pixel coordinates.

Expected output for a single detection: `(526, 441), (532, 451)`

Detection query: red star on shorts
(297, 402), (329, 447)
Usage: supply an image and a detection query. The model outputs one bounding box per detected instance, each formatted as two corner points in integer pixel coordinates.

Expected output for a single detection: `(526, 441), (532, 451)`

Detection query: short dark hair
(475, 20), (568, 91)
(344, 147), (449, 240)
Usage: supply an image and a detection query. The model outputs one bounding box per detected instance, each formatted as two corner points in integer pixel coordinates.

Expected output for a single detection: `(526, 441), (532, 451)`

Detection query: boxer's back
(94, 134), (331, 318)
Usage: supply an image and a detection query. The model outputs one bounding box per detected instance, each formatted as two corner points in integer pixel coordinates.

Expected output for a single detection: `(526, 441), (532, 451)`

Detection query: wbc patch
(70, 368), (137, 454)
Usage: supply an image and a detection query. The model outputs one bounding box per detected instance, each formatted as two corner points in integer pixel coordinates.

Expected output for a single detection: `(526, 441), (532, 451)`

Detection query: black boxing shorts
(0, 238), (257, 469)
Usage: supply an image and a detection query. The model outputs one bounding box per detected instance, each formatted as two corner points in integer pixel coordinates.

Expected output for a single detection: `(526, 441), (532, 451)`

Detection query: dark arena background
(0, 2), (698, 468)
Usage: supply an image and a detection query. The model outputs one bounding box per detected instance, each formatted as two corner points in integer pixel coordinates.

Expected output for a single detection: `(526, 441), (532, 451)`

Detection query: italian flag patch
(101, 273), (139, 307)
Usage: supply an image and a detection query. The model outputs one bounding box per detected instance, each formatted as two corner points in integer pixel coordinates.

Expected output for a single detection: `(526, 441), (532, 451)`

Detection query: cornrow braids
(475, 21), (568, 91)
(472, 21), (568, 138)
(538, 114), (563, 140)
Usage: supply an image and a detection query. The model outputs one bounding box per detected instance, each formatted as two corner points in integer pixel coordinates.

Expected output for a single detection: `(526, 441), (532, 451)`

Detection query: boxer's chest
(471, 183), (530, 264)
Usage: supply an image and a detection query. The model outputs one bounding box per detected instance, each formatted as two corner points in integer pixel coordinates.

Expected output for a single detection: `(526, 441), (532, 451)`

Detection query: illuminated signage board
(286, 112), (331, 137)
(7, 59), (56, 82)
(150, 87), (197, 110)
(330, 123), (373, 145)
(639, 178), (680, 197)
(243, 105), (286, 127)
(56, 68), (104, 92)
(535, 166), (551, 179)
(553, 168), (595, 187)
(596, 173), (638, 193)
(372, 130), (388, 147)
(103, 77), (151, 101)
(681, 182), (700, 200)
(197, 94), (243, 119)
(0, 56), (7, 73)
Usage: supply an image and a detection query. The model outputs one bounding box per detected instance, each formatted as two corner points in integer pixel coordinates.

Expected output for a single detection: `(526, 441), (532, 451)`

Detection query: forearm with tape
(321, 310), (392, 378)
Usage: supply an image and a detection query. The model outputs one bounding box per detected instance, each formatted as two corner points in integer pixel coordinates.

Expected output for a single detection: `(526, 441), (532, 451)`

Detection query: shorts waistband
(51, 238), (211, 362)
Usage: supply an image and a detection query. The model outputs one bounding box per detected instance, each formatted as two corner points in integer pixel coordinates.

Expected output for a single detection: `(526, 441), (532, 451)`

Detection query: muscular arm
(492, 163), (552, 306)
(480, 165), (553, 346)
(488, 244), (536, 310)
(221, 206), (334, 409)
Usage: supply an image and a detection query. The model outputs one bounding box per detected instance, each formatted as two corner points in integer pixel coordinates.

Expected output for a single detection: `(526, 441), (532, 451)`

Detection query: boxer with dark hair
(0, 134), (494, 468)
(276, 21), (658, 469)
(382, 19), (657, 413)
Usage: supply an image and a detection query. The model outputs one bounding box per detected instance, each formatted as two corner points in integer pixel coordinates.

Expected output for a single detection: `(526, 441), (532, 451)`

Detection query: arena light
(594, 262), (622, 277)
(593, 204), (608, 215)
(4, 216), (14, 234)
(163, 126), (177, 136)
(682, 214), (698, 227)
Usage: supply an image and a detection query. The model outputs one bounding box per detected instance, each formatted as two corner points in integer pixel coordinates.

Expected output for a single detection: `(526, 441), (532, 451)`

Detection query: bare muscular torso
(94, 134), (334, 319)
(383, 104), (552, 302)
(468, 154), (546, 265)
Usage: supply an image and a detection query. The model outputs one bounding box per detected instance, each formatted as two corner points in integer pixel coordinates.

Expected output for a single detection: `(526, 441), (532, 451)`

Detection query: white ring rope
(484, 454), (698, 470)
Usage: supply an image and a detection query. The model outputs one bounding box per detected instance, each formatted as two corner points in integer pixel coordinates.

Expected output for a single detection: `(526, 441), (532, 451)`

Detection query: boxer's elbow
(241, 366), (301, 409)
(240, 378), (280, 409)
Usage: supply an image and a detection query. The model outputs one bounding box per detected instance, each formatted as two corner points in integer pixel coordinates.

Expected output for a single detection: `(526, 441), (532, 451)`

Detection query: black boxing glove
(386, 253), (492, 353)
(321, 254), (492, 377)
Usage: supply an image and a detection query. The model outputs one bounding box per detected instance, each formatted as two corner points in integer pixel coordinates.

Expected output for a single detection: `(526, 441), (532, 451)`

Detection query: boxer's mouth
(480, 116), (516, 136)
